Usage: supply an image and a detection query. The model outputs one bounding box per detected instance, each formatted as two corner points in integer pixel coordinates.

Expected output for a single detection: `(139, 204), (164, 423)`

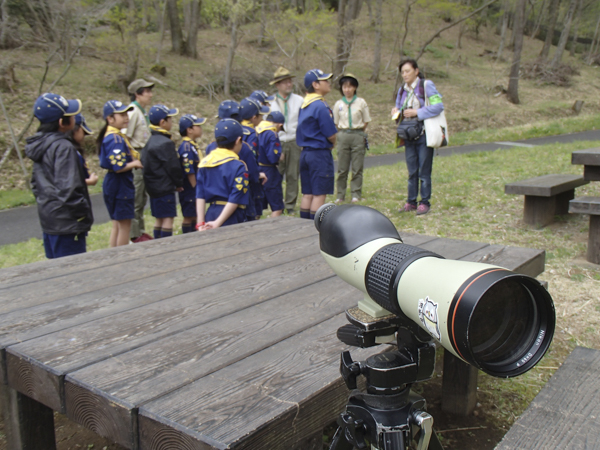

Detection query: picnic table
(571, 148), (600, 181)
(0, 217), (547, 449)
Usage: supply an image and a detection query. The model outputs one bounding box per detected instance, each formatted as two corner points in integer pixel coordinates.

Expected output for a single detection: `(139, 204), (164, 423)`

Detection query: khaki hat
(339, 73), (359, 88)
(127, 78), (155, 94)
(270, 67), (295, 85)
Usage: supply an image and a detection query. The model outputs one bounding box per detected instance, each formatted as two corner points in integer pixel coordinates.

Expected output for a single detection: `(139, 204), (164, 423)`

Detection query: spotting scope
(314, 203), (555, 378)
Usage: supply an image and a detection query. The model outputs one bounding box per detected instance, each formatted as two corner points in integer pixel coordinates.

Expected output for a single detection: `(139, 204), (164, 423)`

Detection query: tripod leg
(381, 430), (406, 450)
(329, 426), (356, 450)
(428, 429), (444, 450)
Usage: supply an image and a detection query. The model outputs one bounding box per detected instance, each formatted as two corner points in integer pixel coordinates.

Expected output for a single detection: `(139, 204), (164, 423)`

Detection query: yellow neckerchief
(182, 136), (199, 150)
(301, 93), (324, 109)
(149, 124), (172, 137)
(256, 121), (278, 134)
(241, 119), (255, 129)
(199, 148), (239, 168)
(105, 125), (139, 160)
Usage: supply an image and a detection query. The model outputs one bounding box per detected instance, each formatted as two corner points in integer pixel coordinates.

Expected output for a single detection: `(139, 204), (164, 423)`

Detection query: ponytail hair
(96, 119), (110, 155)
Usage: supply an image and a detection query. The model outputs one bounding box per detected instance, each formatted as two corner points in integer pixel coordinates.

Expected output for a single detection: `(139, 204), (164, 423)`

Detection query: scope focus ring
(365, 244), (442, 316)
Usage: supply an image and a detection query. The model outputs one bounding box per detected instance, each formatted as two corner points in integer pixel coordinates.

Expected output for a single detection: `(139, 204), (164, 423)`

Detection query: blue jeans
(404, 133), (433, 206)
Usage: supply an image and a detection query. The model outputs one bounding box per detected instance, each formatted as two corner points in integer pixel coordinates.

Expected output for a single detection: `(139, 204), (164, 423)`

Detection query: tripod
(329, 309), (444, 450)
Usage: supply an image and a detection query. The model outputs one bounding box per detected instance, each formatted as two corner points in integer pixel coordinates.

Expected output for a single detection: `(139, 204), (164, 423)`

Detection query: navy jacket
(142, 130), (184, 198)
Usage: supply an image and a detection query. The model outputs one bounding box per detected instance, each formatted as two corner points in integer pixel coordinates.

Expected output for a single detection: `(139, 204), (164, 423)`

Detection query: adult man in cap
(269, 67), (304, 215)
(296, 69), (337, 220)
(124, 78), (155, 242)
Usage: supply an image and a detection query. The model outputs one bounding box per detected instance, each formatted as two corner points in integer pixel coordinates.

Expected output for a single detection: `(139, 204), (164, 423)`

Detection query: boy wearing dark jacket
(142, 104), (183, 238)
(25, 92), (93, 259)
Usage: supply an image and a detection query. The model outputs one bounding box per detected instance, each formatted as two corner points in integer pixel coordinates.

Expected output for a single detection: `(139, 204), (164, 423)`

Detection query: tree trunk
(334, 0), (347, 76)
(184, 0), (201, 58)
(456, 0), (472, 49)
(167, 0), (184, 54)
(539, 0), (560, 60)
(587, 14), (600, 64)
(0, 0), (9, 49)
(496, 0), (510, 59)
(530, 0), (546, 39)
(550, 0), (577, 69)
(507, 0), (525, 104)
(224, 19), (238, 97)
(365, 0), (374, 25)
(259, 0), (266, 46)
(141, 0), (149, 29)
(155, 0), (167, 63)
(569, 0), (583, 56)
(122, 0), (139, 92)
(369, 0), (383, 82)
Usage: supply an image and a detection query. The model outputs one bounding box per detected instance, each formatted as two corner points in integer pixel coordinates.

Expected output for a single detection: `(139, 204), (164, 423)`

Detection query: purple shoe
(416, 204), (430, 215)
(399, 203), (417, 213)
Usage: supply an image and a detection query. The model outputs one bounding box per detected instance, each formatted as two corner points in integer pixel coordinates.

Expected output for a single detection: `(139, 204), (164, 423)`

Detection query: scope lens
(469, 279), (538, 367)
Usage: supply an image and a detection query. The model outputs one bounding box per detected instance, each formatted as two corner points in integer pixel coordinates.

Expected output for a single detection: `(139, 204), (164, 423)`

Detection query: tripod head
(330, 309), (444, 450)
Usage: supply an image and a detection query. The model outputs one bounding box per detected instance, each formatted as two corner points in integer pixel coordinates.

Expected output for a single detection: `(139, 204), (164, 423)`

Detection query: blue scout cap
(267, 111), (285, 124)
(239, 98), (269, 120)
(304, 69), (333, 89)
(33, 93), (82, 124)
(179, 114), (207, 134)
(75, 113), (93, 135)
(214, 119), (244, 146)
(216, 100), (240, 119)
(149, 104), (179, 125)
(103, 100), (134, 119)
(250, 90), (275, 104)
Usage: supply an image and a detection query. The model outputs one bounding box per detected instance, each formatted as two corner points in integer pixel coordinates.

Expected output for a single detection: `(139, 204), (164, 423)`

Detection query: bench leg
(587, 215), (600, 265)
(555, 190), (575, 215)
(0, 383), (56, 450)
(441, 350), (478, 416)
(523, 196), (556, 227)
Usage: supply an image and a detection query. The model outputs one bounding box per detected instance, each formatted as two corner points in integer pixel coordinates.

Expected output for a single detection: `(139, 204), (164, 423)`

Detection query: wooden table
(0, 217), (546, 449)
(495, 347), (600, 449)
(572, 148), (600, 181)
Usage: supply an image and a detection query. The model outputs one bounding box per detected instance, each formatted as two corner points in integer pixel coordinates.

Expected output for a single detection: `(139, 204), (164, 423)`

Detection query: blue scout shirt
(178, 137), (200, 200)
(296, 94), (337, 151)
(256, 122), (282, 166)
(241, 121), (259, 160)
(196, 148), (249, 206)
(99, 126), (135, 199)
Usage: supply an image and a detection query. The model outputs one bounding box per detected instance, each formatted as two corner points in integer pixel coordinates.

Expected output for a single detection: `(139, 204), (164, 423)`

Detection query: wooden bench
(0, 218), (547, 449)
(505, 174), (589, 227)
(572, 148), (600, 181)
(569, 196), (600, 264)
(495, 347), (600, 449)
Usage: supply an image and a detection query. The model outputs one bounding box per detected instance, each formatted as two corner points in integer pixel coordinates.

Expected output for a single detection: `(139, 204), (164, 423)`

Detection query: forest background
(0, 0), (600, 449)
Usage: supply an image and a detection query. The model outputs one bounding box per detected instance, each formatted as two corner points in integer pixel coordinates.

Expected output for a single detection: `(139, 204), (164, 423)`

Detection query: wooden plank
(138, 314), (378, 450)
(418, 237), (489, 260)
(571, 148), (600, 166)
(441, 351), (478, 416)
(569, 196), (600, 215)
(0, 220), (316, 315)
(0, 217), (304, 289)
(459, 244), (545, 278)
(587, 215), (600, 265)
(504, 174), (588, 197)
(524, 195), (556, 227)
(495, 347), (600, 449)
(400, 232), (438, 247)
(583, 165), (600, 181)
(6, 250), (331, 413)
(63, 277), (362, 449)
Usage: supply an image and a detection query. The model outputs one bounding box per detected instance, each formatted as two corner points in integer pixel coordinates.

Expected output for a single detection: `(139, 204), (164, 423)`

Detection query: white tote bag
(423, 80), (449, 148)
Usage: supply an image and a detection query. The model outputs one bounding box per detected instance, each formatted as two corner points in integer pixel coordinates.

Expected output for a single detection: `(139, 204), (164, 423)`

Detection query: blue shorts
(103, 193), (134, 221)
(43, 232), (86, 259)
(300, 149), (334, 196)
(206, 204), (247, 227)
(262, 166), (284, 211)
(150, 193), (177, 218)
(179, 190), (197, 218)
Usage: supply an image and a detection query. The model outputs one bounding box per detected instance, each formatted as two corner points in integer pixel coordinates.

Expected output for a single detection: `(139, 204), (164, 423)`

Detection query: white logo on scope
(418, 297), (441, 341)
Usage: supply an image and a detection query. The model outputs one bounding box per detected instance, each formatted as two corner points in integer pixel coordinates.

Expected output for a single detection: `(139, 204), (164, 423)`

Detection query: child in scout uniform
(205, 100), (239, 155)
(333, 73), (371, 203)
(240, 97), (270, 219)
(296, 69), (337, 220)
(196, 119), (250, 229)
(178, 114), (206, 233)
(256, 111), (285, 217)
(97, 100), (142, 247)
(67, 113), (99, 187)
(25, 93), (93, 259)
(142, 104), (183, 239)
(125, 78), (155, 243)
